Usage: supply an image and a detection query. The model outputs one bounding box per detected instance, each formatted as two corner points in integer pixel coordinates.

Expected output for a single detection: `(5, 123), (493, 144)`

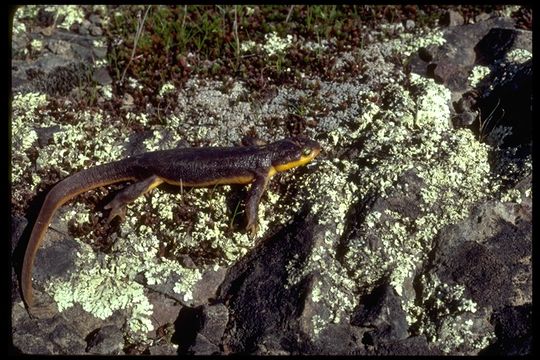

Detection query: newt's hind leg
(104, 175), (164, 224)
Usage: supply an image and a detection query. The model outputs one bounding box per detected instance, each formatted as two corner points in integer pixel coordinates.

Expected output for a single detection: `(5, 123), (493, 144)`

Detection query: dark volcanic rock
(474, 28), (517, 66)
(475, 59), (532, 149)
(439, 9), (464, 27)
(351, 283), (409, 345)
(217, 212), (317, 354)
(410, 17), (515, 95)
(481, 304), (532, 355)
(86, 325), (124, 355)
(432, 198), (531, 310)
(374, 335), (443, 356)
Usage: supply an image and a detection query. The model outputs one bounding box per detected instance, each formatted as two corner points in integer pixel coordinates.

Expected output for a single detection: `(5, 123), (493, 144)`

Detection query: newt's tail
(21, 159), (138, 308)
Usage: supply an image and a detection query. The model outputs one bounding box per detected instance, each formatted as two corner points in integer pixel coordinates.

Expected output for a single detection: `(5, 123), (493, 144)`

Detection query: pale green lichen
(11, 92), (48, 190)
(47, 204), (204, 337)
(158, 82), (176, 98)
(341, 74), (494, 339)
(408, 273), (495, 354)
(240, 40), (257, 53)
(501, 188), (523, 204)
(497, 5), (522, 18)
(30, 39), (43, 52)
(263, 32), (293, 56)
(505, 48), (532, 64)
(385, 28), (446, 58)
(100, 84), (113, 99)
(45, 5), (86, 30)
(468, 65), (491, 88)
(127, 77), (144, 90)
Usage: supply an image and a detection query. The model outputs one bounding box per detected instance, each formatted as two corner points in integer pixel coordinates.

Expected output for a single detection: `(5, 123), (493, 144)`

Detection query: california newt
(21, 136), (321, 308)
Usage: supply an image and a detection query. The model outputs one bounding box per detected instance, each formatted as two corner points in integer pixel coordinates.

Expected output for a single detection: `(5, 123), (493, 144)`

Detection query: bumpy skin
(21, 136), (321, 309)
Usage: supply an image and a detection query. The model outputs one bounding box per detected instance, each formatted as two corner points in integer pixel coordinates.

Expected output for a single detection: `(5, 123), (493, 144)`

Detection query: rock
(474, 28), (517, 66)
(189, 334), (220, 355)
(78, 19), (91, 36)
(307, 322), (361, 355)
(452, 91), (478, 127)
(146, 292), (182, 339)
(36, 125), (62, 147)
(417, 47), (433, 63)
(33, 235), (80, 284)
(40, 26), (54, 37)
(475, 59), (532, 149)
(49, 323), (87, 354)
(408, 18), (531, 142)
(439, 9), (464, 27)
(481, 304), (532, 355)
(375, 335), (443, 356)
(217, 212), (317, 354)
(428, 61), (470, 89)
(351, 283), (409, 344)
(475, 12), (492, 22)
(191, 266), (227, 304)
(432, 198), (532, 310)
(199, 304), (228, 345)
(46, 40), (73, 56)
(78, 25), (89, 36)
(409, 17), (515, 100)
(13, 332), (55, 354)
(122, 93), (134, 106)
(92, 67), (112, 85)
(61, 304), (127, 340)
(88, 14), (102, 26)
(90, 25), (103, 37)
(173, 306), (204, 353)
(92, 46), (107, 59)
(11, 214), (26, 301)
(149, 343), (178, 355)
(86, 325), (124, 355)
(36, 7), (55, 27)
(11, 216), (28, 254)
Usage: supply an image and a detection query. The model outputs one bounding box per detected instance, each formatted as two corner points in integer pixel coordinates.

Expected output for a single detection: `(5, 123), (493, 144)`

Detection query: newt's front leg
(245, 173), (270, 237)
(104, 175), (164, 223)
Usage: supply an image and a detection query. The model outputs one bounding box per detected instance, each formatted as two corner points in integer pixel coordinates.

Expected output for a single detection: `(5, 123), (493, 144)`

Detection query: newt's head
(269, 136), (321, 173)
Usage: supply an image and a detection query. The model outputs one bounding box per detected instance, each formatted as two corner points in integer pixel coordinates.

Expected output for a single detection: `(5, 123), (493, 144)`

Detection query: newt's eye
(302, 147), (312, 157)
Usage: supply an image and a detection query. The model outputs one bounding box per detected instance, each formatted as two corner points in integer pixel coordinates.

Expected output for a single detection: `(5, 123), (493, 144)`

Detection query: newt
(21, 136), (321, 308)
